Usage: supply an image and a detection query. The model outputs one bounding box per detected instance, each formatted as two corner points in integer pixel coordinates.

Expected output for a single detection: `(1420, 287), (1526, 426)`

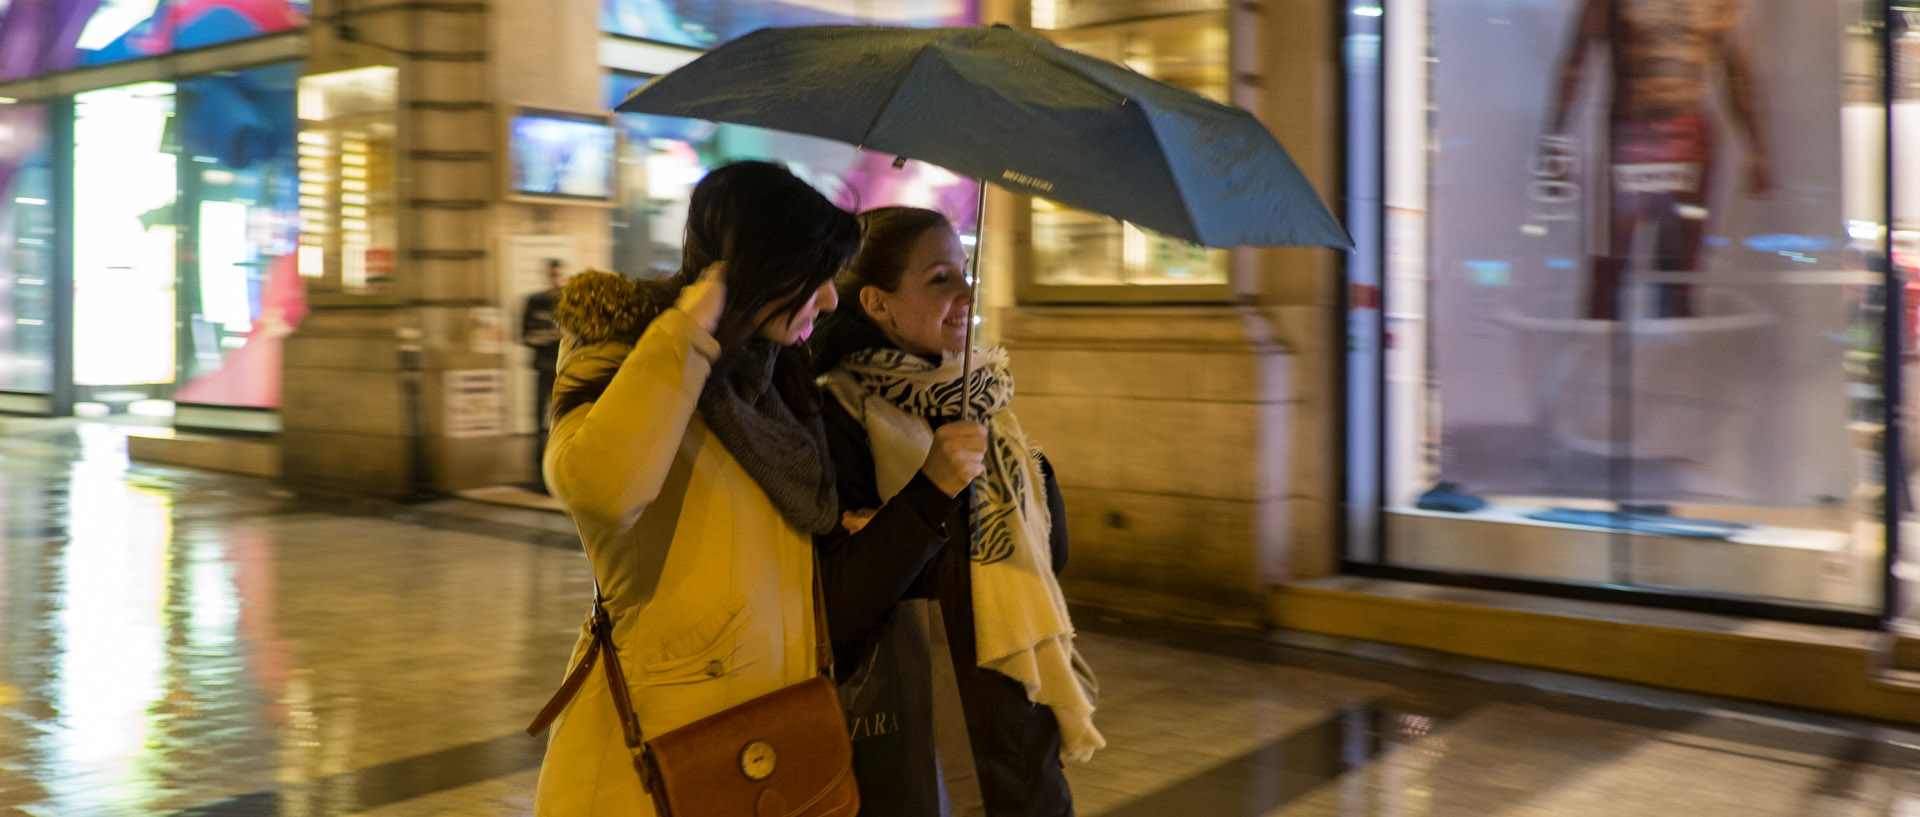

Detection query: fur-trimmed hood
(553, 269), (679, 347)
(550, 270), (689, 421)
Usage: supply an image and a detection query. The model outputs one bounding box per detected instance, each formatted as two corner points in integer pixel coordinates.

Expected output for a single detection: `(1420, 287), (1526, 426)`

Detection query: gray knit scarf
(698, 340), (839, 535)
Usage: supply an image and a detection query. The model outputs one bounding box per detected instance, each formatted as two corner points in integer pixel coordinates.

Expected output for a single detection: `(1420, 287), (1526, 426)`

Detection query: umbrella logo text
(1000, 169), (1055, 193)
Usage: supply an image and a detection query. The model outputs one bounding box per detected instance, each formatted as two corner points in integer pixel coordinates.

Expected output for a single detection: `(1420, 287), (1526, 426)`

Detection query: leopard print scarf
(836, 347), (1023, 565)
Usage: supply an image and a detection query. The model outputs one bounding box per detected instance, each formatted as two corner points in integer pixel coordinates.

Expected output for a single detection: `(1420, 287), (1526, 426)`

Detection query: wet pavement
(6, 422), (1920, 816)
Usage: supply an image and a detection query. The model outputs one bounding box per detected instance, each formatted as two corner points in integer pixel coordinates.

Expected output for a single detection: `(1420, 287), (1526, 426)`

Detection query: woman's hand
(922, 421), (987, 497)
(841, 509), (878, 534)
(677, 261), (727, 335)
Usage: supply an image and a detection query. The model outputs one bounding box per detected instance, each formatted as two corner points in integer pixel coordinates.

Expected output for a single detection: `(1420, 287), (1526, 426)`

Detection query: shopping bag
(837, 599), (985, 817)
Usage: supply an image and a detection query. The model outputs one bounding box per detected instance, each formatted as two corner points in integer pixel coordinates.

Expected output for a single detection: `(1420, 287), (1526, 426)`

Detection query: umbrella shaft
(960, 179), (986, 423)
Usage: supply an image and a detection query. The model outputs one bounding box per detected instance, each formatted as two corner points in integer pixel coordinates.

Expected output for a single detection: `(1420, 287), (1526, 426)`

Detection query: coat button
(704, 660), (725, 677)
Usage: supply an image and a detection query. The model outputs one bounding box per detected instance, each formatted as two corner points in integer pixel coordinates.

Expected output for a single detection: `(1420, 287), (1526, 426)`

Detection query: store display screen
(508, 113), (617, 201)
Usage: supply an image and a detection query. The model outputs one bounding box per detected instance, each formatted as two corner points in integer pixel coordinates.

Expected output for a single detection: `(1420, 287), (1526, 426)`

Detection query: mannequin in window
(1543, 0), (1773, 320)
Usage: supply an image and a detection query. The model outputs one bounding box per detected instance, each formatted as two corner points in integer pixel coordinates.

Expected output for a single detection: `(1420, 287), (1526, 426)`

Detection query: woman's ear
(858, 285), (889, 323)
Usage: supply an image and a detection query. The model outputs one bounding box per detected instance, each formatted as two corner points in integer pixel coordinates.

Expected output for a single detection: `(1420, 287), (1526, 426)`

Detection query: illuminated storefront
(598, 0), (981, 282)
(602, 0), (971, 48)
(0, 104), (55, 399)
(0, 1), (309, 421)
(1023, 1), (1232, 300)
(603, 71), (983, 279)
(1343, 0), (1920, 625)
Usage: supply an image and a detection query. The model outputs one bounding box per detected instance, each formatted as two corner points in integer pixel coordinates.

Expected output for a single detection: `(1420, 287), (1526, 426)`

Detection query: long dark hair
(677, 161), (861, 349)
(810, 206), (953, 373)
(554, 161), (859, 420)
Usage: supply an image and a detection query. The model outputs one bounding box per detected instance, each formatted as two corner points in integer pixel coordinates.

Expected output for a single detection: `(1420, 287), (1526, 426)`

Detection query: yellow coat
(534, 307), (820, 817)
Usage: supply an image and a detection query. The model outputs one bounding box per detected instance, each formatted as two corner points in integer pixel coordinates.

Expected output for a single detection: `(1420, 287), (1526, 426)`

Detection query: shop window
(1354, 0), (1898, 618)
(296, 67), (399, 296)
(600, 0), (986, 282)
(64, 63), (305, 412)
(1889, 2), (1920, 623)
(1021, 4), (1234, 303)
(172, 63), (306, 409)
(604, 71), (982, 283)
(0, 103), (55, 394)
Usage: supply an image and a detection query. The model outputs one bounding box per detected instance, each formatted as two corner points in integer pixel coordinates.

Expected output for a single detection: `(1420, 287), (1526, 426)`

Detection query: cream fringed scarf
(822, 347), (1105, 762)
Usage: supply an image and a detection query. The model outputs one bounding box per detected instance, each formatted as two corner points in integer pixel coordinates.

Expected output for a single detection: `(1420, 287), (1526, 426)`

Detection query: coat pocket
(640, 603), (757, 684)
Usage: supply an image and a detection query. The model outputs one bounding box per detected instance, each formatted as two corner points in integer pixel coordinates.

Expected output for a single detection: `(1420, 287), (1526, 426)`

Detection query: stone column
(282, 0), (606, 497)
(1243, 0), (1346, 587)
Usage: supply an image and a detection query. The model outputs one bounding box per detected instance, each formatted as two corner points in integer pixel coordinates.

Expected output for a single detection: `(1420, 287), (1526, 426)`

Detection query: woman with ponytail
(813, 207), (1103, 817)
(532, 161), (859, 817)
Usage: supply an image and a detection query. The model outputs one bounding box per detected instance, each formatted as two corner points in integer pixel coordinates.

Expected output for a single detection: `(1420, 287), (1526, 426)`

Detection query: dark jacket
(816, 395), (1073, 817)
(522, 288), (562, 374)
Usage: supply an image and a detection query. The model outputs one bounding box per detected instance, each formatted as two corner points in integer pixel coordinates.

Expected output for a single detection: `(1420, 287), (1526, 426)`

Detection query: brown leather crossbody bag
(527, 563), (857, 817)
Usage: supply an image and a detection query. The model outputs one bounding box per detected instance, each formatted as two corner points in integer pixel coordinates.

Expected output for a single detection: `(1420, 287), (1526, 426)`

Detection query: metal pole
(177, 86), (203, 390)
(51, 97), (75, 417)
(960, 179), (987, 420)
(1881, 0), (1903, 625)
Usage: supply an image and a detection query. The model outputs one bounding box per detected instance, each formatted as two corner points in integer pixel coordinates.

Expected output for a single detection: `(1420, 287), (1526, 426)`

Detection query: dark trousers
(533, 366), (556, 490)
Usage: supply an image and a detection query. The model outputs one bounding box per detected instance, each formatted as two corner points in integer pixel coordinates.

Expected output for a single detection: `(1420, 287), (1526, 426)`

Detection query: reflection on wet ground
(6, 422), (1920, 816)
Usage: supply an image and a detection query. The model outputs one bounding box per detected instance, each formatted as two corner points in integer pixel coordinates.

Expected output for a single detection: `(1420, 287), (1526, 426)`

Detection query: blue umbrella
(616, 24), (1352, 250)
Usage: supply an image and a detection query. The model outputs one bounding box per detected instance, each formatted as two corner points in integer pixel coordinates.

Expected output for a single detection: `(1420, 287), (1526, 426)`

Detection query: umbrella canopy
(617, 24), (1352, 250)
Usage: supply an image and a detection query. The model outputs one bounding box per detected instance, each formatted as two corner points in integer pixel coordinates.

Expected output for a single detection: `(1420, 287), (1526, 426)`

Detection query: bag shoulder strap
(527, 554), (834, 741)
(526, 591), (643, 748)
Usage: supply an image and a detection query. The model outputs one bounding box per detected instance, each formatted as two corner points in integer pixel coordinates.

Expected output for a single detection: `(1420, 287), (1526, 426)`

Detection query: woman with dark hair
(531, 161), (860, 817)
(813, 206), (1104, 817)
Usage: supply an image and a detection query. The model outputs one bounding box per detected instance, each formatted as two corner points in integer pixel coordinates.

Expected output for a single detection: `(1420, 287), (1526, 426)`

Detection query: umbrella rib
(1031, 40), (1265, 245)
(1124, 97), (1207, 246)
(856, 45), (945, 151)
